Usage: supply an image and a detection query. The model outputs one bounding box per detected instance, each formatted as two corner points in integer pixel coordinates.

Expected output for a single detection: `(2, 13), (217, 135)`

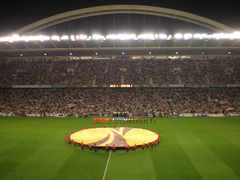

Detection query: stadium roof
(0, 5), (240, 57)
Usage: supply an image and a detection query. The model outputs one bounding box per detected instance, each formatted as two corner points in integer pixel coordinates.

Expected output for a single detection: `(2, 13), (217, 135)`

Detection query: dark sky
(0, 0), (239, 36)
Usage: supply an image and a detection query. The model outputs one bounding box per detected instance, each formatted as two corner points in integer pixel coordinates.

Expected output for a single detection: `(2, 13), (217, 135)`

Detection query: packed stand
(171, 59), (207, 84)
(0, 59), (240, 85)
(1, 88), (239, 116)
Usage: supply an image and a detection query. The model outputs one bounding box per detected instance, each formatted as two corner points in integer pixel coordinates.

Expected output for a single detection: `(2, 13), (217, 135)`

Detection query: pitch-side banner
(169, 84), (184, 87)
(12, 85), (51, 88)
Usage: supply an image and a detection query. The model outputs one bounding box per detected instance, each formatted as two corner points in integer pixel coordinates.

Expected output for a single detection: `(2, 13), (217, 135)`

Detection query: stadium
(0, 4), (240, 180)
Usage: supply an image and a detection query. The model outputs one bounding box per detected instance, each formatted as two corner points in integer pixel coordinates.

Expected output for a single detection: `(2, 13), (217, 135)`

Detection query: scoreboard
(110, 84), (132, 88)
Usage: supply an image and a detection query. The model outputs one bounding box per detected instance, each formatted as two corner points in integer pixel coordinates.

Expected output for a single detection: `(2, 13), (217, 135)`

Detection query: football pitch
(0, 117), (240, 180)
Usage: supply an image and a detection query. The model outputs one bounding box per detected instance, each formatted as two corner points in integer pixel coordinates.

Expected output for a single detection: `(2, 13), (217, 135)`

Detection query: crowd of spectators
(0, 58), (240, 85)
(1, 88), (239, 116)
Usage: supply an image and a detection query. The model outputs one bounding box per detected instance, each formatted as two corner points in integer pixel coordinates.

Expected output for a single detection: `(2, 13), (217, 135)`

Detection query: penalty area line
(102, 150), (112, 180)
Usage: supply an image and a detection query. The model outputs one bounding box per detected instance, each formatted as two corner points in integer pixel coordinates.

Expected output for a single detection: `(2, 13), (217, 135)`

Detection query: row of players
(94, 117), (157, 123)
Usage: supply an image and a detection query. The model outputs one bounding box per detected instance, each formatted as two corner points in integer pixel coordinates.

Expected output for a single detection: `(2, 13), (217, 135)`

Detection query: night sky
(0, 0), (239, 36)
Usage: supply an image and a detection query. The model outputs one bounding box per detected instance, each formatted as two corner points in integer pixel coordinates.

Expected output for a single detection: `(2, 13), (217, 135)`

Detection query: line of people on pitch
(111, 117), (157, 123)
(66, 132), (161, 153)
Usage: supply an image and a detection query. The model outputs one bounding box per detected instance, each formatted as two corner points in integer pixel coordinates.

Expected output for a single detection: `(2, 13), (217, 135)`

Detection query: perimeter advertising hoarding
(227, 84), (240, 87)
(12, 85), (51, 88)
(4, 84), (237, 89)
(169, 84), (184, 87)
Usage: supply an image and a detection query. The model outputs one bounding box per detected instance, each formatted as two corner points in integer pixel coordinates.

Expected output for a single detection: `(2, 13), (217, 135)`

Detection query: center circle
(70, 127), (158, 147)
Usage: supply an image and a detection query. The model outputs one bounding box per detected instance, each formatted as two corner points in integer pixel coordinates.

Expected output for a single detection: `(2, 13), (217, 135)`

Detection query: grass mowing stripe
(150, 118), (202, 180)
(102, 150), (112, 180)
(2, 131), (75, 180)
(192, 118), (240, 178)
(105, 150), (158, 180)
(167, 118), (240, 180)
(52, 150), (108, 180)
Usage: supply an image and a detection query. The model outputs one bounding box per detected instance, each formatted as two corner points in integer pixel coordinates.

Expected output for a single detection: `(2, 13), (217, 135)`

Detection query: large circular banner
(70, 127), (158, 147)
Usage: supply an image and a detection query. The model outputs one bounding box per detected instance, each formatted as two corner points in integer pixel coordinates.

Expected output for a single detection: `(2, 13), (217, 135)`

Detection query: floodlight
(167, 35), (172, 40)
(184, 34), (192, 39)
(51, 36), (60, 41)
(193, 34), (209, 39)
(228, 52), (231, 54)
(232, 32), (240, 39)
(149, 52), (151, 55)
(106, 34), (117, 39)
(122, 52), (125, 55)
(86, 36), (92, 41)
(137, 34), (154, 39)
(159, 34), (167, 39)
(61, 35), (69, 40)
(79, 35), (87, 40)
(70, 35), (75, 41)
(70, 53), (72, 56)
(119, 34), (136, 40)
(95, 52), (98, 55)
(20, 54), (23, 57)
(44, 53), (47, 56)
(92, 34), (105, 40)
(174, 34), (183, 39)
(202, 52), (204, 54)
(176, 52), (178, 54)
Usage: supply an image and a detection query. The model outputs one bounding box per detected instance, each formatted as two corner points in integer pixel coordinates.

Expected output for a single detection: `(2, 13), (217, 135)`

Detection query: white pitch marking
(102, 150), (112, 180)
(102, 121), (120, 180)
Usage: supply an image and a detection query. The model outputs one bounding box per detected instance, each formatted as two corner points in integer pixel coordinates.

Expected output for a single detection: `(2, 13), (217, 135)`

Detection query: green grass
(0, 117), (240, 180)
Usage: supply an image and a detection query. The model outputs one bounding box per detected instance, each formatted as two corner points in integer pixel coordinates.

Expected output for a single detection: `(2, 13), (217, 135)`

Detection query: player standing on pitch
(126, 145), (130, 152)
(81, 141), (84, 150)
(105, 144), (109, 153)
(94, 143), (97, 153)
(112, 144), (116, 153)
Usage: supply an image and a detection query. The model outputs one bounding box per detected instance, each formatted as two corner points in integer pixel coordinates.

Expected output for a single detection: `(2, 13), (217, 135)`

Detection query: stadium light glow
(202, 52), (204, 54)
(149, 52), (151, 54)
(174, 34), (183, 39)
(0, 32), (240, 43)
(106, 34), (136, 40)
(70, 35), (75, 41)
(184, 34), (193, 39)
(44, 53), (47, 56)
(122, 52), (125, 55)
(69, 53), (72, 56)
(137, 34), (154, 39)
(159, 34), (167, 39)
(51, 36), (60, 41)
(193, 34), (209, 39)
(20, 54), (23, 56)
(61, 35), (69, 40)
(176, 52), (179, 54)
(86, 36), (92, 41)
(167, 35), (172, 40)
(228, 52), (231, 54)
(95, 52), (98, 55)
(76, 35), (88, 40)
(92, 34), (105, 40)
